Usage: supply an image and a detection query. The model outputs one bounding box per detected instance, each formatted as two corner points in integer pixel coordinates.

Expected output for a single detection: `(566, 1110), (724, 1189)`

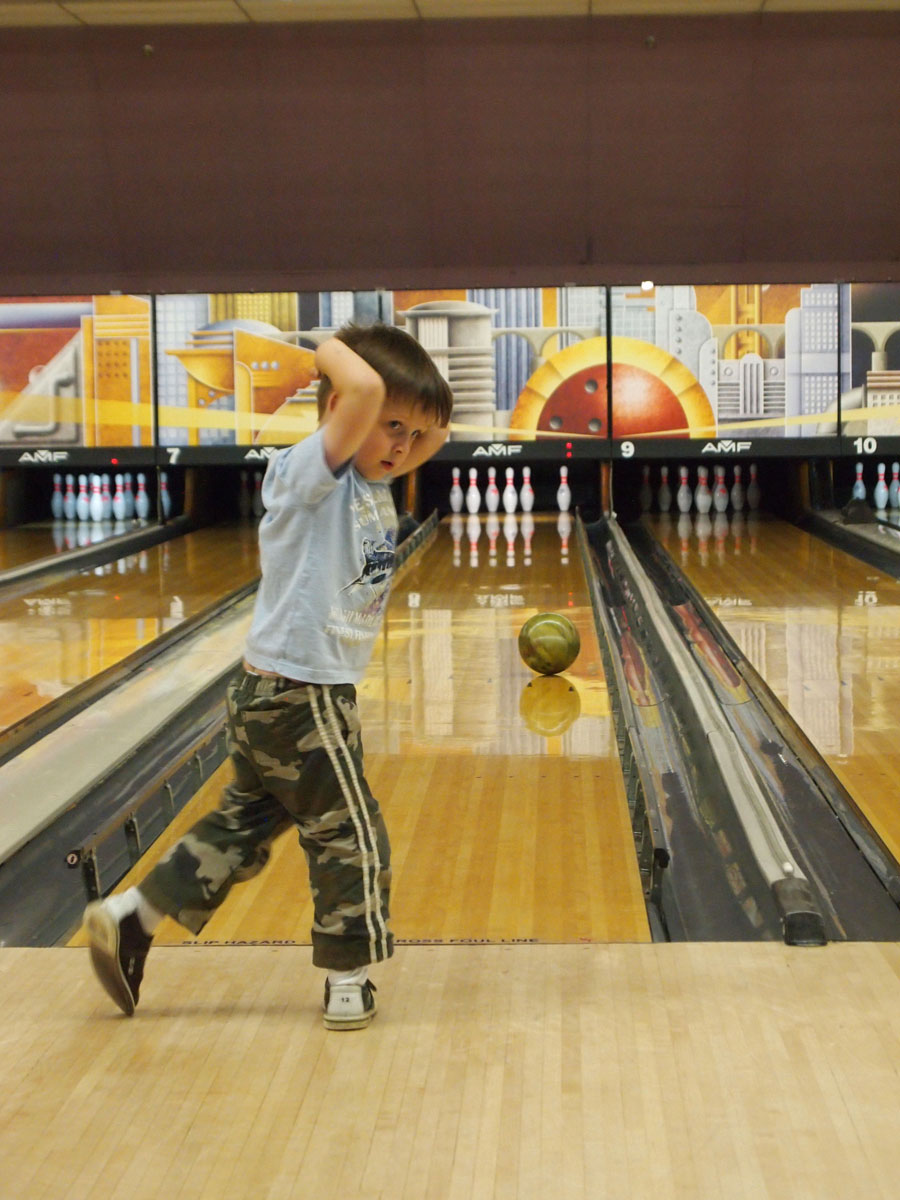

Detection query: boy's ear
(324, 390), (339, 415)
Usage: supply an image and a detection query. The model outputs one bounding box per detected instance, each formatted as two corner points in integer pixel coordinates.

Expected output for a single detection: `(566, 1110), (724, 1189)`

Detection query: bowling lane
(645, 511), (900, 864)
(76, 514), (650, 948)
(0, 523), (259, 736)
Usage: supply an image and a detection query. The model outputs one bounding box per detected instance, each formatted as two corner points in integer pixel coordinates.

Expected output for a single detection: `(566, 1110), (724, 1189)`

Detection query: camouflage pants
(139, 668), (393, 970)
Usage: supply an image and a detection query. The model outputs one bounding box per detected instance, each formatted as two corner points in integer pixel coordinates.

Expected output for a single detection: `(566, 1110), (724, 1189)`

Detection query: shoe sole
(83, 902), (136, 1017)
(323, 1010), (376, 1031)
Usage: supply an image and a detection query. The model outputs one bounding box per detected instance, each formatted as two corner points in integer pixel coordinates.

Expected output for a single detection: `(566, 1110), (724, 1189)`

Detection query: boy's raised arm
(316, 337), (386, 472)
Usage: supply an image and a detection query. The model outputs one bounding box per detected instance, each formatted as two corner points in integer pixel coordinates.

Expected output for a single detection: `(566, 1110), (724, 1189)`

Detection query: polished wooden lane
(71, 515), (650, 948)
(645, 511), (900, 863)
(0, 523), (259, 736)
(7, 941), (900, 1199)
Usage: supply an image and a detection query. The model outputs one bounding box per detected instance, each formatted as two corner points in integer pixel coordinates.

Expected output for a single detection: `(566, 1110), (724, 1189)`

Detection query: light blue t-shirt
(243, 429), (398, 684)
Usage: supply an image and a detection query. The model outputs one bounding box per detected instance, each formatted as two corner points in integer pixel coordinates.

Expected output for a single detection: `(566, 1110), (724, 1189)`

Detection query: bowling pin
(238, 470), (253, 520)
(520, 512), (534, 566)
(466, 513), (480, 566)
(676, 466), (692, 514)
(639, 465), (652, 512)
(746, 463), (761, 511)
(252, 472), (264, 518)
(520, 466), (535, 513)
(657, 465), (672, 513)
(449, 467), (464, 514)
(889, 462), (900, 510)
(694, 466), (712, 515)
(502, 467), (518, 514)
(874, 462), (889, 511)
(557, 511), (572, 564)
(112, 474), (127, 521)
(450, 513), (463, 566)
(503, 512), (517, 565)
(76, 474), (90, 521)
(101, 474), (112, 521)
(160, 471), (172, 519)
(89, 474), (105, 522)
(465, 468), (480, 514)
(485, 467), (501, 514)
(556, 466), (571, 513)
(135, 472), (150, 520)
(851, 462), (866, 501)
(712, 466), (729, 514)
(51, 473), (64, 520)
(62, 474), (76, 521)
(123, 473), (135, 519)
(730, 464), (744, 512)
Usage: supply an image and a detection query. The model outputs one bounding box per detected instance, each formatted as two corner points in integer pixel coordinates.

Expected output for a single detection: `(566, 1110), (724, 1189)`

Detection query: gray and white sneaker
(323, 979), (377, 1030)
(83, 901), (152, 1017)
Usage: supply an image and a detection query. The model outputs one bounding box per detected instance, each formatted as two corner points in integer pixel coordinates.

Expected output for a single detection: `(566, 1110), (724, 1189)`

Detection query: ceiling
(0, 0), (895, 31)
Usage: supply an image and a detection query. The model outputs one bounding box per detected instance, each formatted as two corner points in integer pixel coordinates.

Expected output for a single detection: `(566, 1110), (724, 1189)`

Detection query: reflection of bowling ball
(519, 675), (581, 737)
(537, 363), (690, 439)
(518, 612), (581, 675)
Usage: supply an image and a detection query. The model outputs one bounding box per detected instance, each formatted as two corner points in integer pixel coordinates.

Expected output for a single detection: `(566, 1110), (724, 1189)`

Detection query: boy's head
(316, 322), (453, 428)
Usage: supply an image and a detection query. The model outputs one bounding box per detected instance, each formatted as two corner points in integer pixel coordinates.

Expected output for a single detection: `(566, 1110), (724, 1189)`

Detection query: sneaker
(83, 901), (152, 1017)
(323, 979), (377, 1031)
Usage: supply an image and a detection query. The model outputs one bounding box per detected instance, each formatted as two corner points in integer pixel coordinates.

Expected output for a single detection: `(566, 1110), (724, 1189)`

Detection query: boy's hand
(316, 338), (386, 472)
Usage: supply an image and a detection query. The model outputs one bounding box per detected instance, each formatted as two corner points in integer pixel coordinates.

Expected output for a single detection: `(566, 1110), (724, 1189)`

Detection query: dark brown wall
(1, 13), (898, 294)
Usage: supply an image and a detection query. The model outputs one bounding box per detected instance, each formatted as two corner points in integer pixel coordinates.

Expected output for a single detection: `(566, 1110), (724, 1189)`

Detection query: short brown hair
(317, 322), (453, 426)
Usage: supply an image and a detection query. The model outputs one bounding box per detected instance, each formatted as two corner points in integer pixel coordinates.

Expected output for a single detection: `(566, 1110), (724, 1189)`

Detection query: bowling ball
(519, 675), (581, 737)
(518, 612), (581, 676)
(537, 363), (690, 439)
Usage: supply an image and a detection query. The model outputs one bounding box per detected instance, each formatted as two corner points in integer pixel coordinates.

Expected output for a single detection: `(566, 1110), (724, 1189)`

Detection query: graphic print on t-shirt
(324, 489), (397, 647)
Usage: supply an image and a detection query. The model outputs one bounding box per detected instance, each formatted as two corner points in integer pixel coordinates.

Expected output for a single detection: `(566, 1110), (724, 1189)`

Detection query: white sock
(327, 966), (368, 988)
(105, 887), (163, 936)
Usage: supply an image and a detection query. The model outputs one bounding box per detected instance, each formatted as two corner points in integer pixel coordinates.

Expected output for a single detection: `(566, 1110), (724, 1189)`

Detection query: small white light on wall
(641, 280), (654, 291)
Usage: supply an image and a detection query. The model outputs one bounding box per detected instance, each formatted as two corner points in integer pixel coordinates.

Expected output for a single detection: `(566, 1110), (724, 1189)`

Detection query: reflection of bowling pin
(694, 466), (712, 514)
(556, 466), (571, 512)
(851, 461), (866, 501)
(889, 463), (900, 510)
(731, 511), (744, 555)
(676, 466), (692, 513)
(466, 468), (480, 514)
(677, 512), (692, 563)
(747, 512), (759, 554)
(238, 470), (252, 519)
(63, 474), (76, 521)
(557, 511), (572, 563)
(135, 473), (150, 520)
(486, 513), (500, 563)
(658, 466), (672, 513)
(520, 512), (534, 565)
(450, 513), (463, 565)
(76, 474), (90, 521)
(696, 512), (712, 565)
(730, 464), (744, 512)
(747, 463), (761, 511)
(466, 513), (480, 565)
(657, 510), (672, 550)
(449, 467), (463, 513)
(89, 474), (105, 522)
(502, 467), (518, 514)
(503, 512), (517, 565)
(639, 465), (652, 512)
(712, 466), (729, 513)
(520, 466), (534, 513)
(485, 467), (500, 513)
(51, 473), (64, 520)
(874, 462), (889, 511)
(713, 511), (729, 561)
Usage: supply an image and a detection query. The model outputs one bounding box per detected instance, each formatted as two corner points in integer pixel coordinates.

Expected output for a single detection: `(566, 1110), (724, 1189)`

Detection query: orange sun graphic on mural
(509, 337), (715, 440)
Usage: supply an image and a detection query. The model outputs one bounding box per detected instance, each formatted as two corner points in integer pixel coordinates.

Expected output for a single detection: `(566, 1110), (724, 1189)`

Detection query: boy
(83, 322), (453, 1030)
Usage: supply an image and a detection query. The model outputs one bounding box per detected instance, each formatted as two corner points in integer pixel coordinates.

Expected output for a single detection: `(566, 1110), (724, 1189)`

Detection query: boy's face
(353, 398), (433, 481)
